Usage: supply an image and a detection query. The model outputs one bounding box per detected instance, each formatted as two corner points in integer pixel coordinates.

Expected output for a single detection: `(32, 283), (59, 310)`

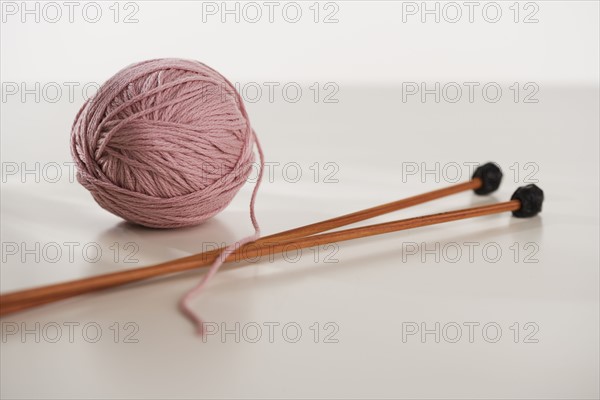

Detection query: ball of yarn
(71, 59), (258, 228)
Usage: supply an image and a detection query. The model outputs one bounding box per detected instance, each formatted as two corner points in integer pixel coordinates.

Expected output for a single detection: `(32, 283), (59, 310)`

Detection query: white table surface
(1, 85), (598, 399)
(1, 1), (599, 398)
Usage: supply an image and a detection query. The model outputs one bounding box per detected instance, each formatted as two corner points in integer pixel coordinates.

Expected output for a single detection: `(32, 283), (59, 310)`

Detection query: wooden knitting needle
(1, 184), (544, 316)
(0, 164), (505, 315)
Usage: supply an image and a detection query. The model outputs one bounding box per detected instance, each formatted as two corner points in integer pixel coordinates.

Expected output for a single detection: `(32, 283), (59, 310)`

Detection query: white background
(1, 1), (599, 399)
(2, 0), (599, 84)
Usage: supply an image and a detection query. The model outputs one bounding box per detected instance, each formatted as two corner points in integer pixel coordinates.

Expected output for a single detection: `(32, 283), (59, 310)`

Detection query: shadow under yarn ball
(71, 58), (259, 229)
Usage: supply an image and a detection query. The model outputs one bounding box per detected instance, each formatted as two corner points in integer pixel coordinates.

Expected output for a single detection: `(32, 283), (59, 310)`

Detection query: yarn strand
(179, 130), (265, 335)
(71, 59), (267, 333)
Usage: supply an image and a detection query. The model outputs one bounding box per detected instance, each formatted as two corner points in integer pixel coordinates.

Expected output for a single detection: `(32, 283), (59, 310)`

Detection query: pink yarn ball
(71, 59), (257, 228)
